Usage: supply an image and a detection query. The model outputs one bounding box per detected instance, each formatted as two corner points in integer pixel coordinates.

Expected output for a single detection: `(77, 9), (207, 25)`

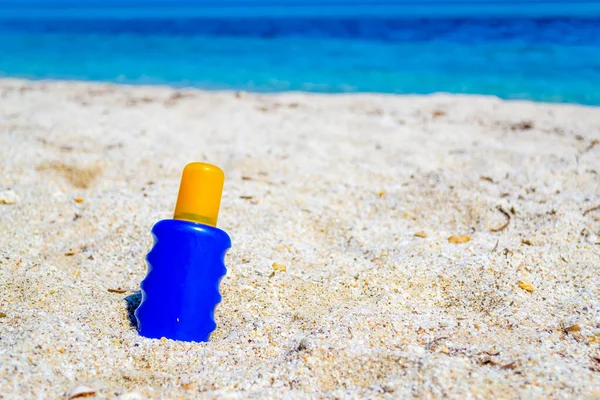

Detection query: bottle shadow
(124, 290), (142, 328)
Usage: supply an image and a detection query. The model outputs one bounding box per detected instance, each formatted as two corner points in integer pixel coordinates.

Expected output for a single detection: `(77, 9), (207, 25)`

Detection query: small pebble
(448, 235), (470, 244)
(297, 337), (314, 352)
(68, 385), (96, 399)
(517, 280), (535, 293)
(0, 189), (18, 205)
(564, 325), (581, 333)
(272, 262), (286, 272)
(382, 384), (395, 393)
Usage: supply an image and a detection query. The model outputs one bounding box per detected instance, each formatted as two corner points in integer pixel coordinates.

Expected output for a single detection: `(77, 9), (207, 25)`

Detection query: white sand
(1, 78), (599, 399)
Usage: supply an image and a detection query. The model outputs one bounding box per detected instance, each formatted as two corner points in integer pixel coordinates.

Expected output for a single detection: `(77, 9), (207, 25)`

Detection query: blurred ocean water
(1, 3), (600, 105)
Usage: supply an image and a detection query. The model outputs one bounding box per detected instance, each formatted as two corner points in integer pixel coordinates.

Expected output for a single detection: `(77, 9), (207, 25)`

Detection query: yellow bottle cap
(173, 162), (224, 227)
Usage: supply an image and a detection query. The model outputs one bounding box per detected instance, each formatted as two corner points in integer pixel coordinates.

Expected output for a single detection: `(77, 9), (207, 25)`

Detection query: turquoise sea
(1, 1), (600, 105)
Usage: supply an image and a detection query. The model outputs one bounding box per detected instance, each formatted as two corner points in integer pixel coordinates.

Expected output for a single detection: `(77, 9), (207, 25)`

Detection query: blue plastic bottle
(135, 163), (230, 342)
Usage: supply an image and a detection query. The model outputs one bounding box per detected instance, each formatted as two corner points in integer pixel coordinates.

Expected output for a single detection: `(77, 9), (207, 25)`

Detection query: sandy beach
(1, 78), (599, 398)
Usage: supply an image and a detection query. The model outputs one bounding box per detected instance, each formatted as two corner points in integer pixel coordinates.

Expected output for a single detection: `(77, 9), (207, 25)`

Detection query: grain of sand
(1, 79), (600, 398)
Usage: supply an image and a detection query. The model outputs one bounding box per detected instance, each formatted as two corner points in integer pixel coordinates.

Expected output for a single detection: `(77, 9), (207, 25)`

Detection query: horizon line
(1, 0), (600, 7)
